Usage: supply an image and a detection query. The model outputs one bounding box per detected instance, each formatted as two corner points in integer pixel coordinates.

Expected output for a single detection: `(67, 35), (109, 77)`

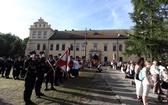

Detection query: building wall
(25, 18), (147, 63)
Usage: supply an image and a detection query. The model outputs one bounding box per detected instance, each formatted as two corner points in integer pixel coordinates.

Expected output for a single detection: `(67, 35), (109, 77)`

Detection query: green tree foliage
(125, 0), (168, 61)
(0, 33), (29, 58)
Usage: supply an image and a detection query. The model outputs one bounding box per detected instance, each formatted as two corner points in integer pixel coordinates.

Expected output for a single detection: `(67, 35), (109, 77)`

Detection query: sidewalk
(101, 66), (167, 105)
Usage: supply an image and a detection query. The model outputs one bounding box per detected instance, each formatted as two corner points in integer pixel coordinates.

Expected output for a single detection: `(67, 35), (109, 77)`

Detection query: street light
(84, 28), (87, 60)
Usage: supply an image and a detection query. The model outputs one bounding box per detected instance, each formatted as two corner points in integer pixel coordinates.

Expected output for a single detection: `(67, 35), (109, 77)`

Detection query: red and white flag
(57, 48), (70, 72)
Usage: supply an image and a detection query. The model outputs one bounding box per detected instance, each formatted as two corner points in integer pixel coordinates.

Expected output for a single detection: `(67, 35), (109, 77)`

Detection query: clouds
(0, 0), (134, 39)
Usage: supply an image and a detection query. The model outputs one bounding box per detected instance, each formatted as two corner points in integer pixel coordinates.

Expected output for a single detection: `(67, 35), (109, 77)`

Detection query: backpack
(138, 69), (145, 81)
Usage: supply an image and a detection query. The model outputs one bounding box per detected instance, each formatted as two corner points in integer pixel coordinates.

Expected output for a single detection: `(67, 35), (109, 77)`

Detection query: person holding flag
(44, 54), (56, 91)
(56, 47), (71, 79)
(55, 54), (62, 86)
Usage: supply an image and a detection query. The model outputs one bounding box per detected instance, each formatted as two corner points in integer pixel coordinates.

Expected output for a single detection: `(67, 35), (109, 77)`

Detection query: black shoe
(159, 92), (165, 95)
(55, 83), (59, 86)
(39, 92), (45, 96)
(44, 88), (49, 91)
(51, 87), (56, 90)
(35, 95), (40, 98)
(25, 100), (36, 105)
(158, 95), (163, 102)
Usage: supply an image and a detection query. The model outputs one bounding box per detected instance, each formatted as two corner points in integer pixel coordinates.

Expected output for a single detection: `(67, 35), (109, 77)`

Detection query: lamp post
(84, 28), (87, 60)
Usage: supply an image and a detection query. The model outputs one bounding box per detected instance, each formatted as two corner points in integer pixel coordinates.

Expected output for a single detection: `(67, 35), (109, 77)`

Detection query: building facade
(25, 18), (140, 62)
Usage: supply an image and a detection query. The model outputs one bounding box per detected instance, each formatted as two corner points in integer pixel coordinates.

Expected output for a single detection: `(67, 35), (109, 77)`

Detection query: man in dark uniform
(13, 57), (21, 79)
(35, 51), (46, 98)
(23, 51), (37, 105)
(45, 54), (56, 91)
(0, 57), (4, 76)
(19, 57), (25, 78)
(4, 57), (13, 78)
(55, 54), (62, 86)
(23, 55), (30, 78)
(68, 56), (74, 78)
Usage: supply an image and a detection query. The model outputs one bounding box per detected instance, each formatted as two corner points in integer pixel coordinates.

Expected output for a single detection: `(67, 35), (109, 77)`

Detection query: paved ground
(101, 66), (168, 105)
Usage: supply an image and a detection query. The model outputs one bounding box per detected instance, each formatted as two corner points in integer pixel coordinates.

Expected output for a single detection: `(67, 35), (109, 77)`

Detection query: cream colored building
(25, 18), (140, 62)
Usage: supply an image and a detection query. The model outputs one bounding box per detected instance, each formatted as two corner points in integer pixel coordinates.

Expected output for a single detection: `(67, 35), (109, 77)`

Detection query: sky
(0, 0), (134, 39)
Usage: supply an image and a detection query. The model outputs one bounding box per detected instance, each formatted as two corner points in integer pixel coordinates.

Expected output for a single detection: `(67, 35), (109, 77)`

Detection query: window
(119, 44), (122, 51)
(43, 31), (47, 38)
(43, 44), (46, 50)
(62, 44), (65, 51)
(104, 44), (108, 51)
(56, 44), (59, 50)
(93, 43), (98, 50)
(70, 44), (73, 50)
(104, 57), (108, 62)
(39, 24), (41, 27)
(43, 24), (45, 27)
(76, 44), (80, 51)
(113, 44), (117, 51)
(119, 57), (123, 62)
(37, 44), (40, 50)
(32, 31), (36, 38)
(35, 25), (37, 27)
(82, 43), (85, 51)
(38, 31), (42, 38)
(50, 44), (53, 50)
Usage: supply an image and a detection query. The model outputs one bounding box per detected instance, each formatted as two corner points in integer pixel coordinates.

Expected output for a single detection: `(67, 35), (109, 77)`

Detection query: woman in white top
(142, 61), (154, 105)
(134, 58), (143, 101)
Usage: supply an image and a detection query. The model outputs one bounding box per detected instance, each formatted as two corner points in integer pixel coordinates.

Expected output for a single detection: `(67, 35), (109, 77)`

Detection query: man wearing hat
(0, 57), (4, 77)
(55, 53), (63, 86)
(45, 54), (56, 91)
(23, 51), (37, 105)
(35, 51), (46, 97)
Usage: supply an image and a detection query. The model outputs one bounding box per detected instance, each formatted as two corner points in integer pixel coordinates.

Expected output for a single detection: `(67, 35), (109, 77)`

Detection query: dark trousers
(21, 68), (26, 78)
(72, 69), (79, 77)
(0, 67), (4, 76)
(24, 71), (36, 103)
(35, 72), (44, 95)
(5, 68), (11, 78)
(55, 69), (61, 85)
(45, 72), (54, 89)
(13, 68), (20, 78)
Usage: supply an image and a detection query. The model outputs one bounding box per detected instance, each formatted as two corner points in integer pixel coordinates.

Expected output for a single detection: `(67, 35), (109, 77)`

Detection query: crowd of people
(0, 51), (82, 105)
(119, 58), (168, 105)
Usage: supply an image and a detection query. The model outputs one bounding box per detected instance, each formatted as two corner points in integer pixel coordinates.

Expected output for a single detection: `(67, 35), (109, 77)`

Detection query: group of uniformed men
(0, 51), (81, 105)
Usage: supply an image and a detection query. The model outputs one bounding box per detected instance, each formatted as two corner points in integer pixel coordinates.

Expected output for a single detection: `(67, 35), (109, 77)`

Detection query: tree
(0, 33), (28, 58)
(11, 39), (24, 57)
(124, 0), (168, 61)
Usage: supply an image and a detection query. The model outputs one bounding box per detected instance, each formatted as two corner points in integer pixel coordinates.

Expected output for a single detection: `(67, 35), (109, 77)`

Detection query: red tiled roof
(49, 29), (133, 40)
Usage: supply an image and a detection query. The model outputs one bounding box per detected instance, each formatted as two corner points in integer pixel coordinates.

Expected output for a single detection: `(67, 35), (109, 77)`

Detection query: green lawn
(0, 68), (98, 105)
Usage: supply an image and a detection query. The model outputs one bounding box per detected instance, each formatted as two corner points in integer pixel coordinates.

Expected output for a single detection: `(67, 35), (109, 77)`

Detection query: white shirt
(159, 65), (168, 83)
(72, 60), (80, 69)
(150, 65), (159, 75)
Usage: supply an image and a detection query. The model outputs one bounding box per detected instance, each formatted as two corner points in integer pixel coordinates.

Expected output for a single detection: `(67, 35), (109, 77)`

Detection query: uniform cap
(58, 53), (61, 56)
(29, 51), (36, 55)
(39, 51), (45, 55)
